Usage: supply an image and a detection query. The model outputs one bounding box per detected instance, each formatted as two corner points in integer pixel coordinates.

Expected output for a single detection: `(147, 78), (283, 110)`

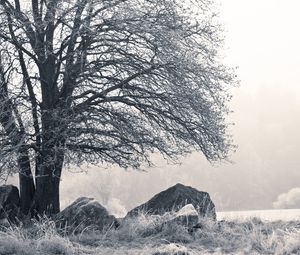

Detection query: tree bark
(32, 110), (64, 215)
(33, 133), (64, 216)
(34, 145), (63, 215)
(34, 172), (61, 215)
(18, 150), (35, 215)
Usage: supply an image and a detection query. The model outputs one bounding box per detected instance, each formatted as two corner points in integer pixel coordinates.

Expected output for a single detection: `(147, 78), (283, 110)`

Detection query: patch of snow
(155, 243), (189, 255)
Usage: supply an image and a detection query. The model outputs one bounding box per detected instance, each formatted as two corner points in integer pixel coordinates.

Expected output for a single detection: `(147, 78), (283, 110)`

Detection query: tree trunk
(33, 136), (64, 215)
(18, 151), (35, 215)
(34, 152), (63, 215)
(33, 57), (65, 216)
(34, 173), (61, 215)
(33, 125), (64, 215)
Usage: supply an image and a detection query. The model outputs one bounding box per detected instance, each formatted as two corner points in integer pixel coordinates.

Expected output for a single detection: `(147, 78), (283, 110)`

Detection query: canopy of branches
(0, 0), (236, 180)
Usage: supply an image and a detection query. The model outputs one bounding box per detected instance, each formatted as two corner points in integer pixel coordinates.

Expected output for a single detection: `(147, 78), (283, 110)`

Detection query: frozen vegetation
(0, 214), (300, 255)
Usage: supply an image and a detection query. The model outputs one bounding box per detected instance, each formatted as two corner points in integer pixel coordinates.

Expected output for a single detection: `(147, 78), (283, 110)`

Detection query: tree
(0, 0), (236, 216)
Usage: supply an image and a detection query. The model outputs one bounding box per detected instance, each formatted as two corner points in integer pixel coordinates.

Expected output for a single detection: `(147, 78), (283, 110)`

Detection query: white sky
(220, 0), (300, 87)
(58, 0), (300, 214)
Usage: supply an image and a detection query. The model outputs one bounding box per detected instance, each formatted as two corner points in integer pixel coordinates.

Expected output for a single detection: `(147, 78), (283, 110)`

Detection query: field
(1, 213), (300, 255)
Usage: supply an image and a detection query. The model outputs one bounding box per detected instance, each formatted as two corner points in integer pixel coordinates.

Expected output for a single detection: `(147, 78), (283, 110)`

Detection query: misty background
(8, 0), (300, 216)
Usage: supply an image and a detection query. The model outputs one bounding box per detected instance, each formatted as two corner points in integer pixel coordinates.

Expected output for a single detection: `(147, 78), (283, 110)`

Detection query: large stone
(0, 185), (20, 223)
(170, 204), (199, 229)
(55, 197), (117, 233)
(126, 183), (216, 219)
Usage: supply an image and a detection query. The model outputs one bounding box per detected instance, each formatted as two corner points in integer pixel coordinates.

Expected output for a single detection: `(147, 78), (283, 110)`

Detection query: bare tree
(0, 0), (236, 216)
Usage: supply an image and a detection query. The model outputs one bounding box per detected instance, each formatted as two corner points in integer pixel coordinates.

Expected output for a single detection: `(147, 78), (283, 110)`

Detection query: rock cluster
(0, 183), (215, 233)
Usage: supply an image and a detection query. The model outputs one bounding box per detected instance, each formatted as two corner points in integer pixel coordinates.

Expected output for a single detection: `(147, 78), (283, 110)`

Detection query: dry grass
(0, 214), (300, 255)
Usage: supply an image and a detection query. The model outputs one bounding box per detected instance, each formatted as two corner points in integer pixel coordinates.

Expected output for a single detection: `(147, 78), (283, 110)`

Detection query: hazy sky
(10, 0), (300, 215)
(58, 0), (300, 214)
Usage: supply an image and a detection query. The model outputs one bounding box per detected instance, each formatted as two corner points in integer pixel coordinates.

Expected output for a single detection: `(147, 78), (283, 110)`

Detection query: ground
(0, 215), (300, 255)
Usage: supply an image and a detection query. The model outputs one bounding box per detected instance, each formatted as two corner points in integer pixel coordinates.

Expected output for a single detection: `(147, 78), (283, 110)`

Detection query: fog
(59, 0), (300, 213)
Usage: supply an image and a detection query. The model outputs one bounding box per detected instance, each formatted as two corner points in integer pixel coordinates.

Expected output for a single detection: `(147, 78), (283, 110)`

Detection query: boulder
(126, 183), (216, 219)
(55, 197), (117, 233)
(0, 185), (20, 223)
(170, 204), (199, 229)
